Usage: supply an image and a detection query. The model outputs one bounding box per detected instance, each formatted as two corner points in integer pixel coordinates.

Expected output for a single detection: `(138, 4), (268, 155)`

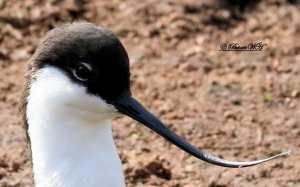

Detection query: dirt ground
(0, 0), (300, 186)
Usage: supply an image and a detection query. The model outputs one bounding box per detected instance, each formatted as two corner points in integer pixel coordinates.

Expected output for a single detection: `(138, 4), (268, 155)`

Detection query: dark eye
(72, 62), (93, 81)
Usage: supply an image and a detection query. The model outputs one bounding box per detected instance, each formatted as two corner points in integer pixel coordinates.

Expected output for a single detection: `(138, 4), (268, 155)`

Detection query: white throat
(26, 67), (125, 187)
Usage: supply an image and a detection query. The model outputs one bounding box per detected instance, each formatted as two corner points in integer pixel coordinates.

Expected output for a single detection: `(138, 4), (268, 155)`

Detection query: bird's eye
(72, 62), (93, 81)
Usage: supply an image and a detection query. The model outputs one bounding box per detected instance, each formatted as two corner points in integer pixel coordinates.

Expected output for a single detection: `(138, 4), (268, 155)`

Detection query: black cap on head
(32, 22), (130, 102)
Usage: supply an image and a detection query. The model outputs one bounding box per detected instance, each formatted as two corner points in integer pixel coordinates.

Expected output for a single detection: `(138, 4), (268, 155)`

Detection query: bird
(21, 22), (289, 187)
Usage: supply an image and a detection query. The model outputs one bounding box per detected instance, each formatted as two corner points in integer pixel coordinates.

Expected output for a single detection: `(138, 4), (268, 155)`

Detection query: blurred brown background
(0, 0), (299, 186)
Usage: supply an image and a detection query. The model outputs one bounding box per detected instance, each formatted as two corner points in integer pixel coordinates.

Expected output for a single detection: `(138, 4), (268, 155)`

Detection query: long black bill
(111, 95), (290, 168)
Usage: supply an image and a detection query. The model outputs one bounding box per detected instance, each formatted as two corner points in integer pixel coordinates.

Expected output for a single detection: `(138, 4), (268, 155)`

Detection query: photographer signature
(219, 42), (267, 51)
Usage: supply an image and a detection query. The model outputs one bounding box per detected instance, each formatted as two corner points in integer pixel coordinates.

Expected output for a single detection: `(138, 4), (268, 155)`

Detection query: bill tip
(282, 149), (292, 156)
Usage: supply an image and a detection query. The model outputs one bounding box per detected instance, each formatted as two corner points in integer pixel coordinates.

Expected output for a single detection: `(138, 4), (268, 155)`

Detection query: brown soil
(0, 0), (300, 186)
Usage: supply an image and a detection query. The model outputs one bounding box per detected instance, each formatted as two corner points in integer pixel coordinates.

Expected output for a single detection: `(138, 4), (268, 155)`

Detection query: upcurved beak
(111, 94), (290, 168)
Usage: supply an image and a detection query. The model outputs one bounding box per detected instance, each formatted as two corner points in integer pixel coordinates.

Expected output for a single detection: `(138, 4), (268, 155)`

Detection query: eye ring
(72, 62), (93, 82)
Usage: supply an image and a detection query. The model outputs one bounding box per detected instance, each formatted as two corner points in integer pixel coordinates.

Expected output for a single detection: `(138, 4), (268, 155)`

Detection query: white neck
(26, 67), (125, 187)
